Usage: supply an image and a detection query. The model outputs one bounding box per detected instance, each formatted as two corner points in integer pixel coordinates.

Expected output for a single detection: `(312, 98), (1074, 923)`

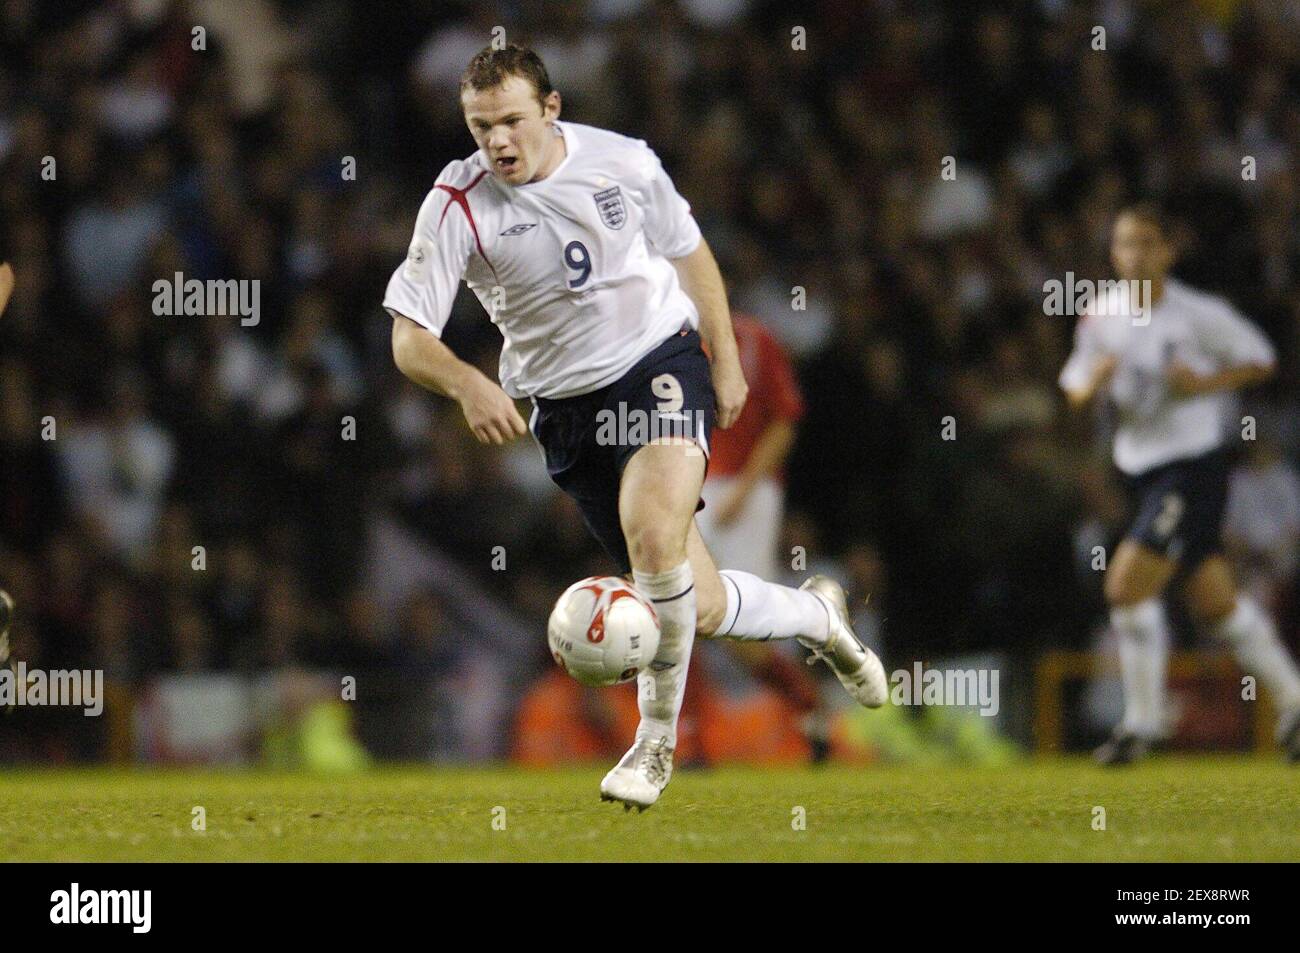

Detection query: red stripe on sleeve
(436, 171), (498, 282)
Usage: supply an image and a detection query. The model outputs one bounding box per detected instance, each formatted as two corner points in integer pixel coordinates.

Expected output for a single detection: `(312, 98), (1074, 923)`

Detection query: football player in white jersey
(384, 45), (887, 808)
(1061, 203), (1300, 764)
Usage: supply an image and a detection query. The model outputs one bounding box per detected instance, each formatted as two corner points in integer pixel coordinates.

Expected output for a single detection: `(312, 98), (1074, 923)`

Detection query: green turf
(0, 756), (1295, 861)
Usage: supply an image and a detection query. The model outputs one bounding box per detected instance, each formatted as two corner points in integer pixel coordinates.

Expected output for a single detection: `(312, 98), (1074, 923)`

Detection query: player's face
(1110, 213), (1174, 283)
(462, 75), (562, 186)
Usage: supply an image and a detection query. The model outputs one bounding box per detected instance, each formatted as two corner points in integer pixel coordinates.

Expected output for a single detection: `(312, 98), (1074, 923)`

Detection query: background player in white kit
(1061, 203), (1300, 764)
(384, 45), (887, 808)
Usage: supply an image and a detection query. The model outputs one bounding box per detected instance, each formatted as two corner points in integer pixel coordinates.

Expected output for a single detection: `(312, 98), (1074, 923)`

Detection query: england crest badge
(593, 186), (626, 230)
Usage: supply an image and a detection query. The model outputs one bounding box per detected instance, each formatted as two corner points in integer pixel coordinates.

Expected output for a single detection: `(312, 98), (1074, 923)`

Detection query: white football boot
(798, 575), (888, 708)
(599, 734), (674, 812)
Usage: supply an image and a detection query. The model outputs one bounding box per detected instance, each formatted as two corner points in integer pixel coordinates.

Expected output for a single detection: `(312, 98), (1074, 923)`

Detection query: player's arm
(384, 180), (526, 445)
(637, 144), (748, 427)
(0, 261), (13, 318)
(391, 315), (526, 445)
(1170, 302), (1277, 398)
(1168, 362), (1273, 398)
(670, 239), (748, 428)
(743, 420), (797, 481)
(715, 328), (803, 524)
(713, 419), (797, 526)
(1059, 315), (1116, 410)
(1061, 354), (1118, 410)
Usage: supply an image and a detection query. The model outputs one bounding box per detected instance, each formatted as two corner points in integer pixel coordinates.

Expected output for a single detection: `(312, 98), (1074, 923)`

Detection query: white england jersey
(1059, 278), (1276, 476)
(383, 120), (703, 399)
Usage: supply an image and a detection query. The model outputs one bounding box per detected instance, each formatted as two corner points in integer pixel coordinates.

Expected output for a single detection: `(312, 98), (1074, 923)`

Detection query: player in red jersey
(699, 312), (805, 569)
(697, 313), (825, 748)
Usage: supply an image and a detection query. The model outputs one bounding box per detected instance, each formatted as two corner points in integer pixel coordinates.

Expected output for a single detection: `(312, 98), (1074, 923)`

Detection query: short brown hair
(1116, 200), (1170, 236)
(461, 44), (554, 106)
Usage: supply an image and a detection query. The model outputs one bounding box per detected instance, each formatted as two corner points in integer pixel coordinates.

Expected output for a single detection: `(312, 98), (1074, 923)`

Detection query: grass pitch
(0, 756), (1295, 861)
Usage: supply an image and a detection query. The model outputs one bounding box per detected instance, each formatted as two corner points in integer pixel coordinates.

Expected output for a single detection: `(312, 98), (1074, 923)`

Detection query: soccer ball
(547, 576), (660, 686)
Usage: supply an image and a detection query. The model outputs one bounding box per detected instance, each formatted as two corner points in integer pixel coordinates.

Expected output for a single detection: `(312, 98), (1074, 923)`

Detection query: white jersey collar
(514, 120), (578, 189)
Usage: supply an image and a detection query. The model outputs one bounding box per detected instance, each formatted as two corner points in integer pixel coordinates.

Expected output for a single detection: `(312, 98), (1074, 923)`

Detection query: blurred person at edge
(2, 230), (18, 668)
(697, 312), (824, 755)
(0, 246), (12, 317)
(1224, 435), (1300, 622)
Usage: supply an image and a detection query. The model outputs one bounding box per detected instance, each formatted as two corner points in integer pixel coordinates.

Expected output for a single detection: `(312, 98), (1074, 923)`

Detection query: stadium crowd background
(1, 0), (1298, 763)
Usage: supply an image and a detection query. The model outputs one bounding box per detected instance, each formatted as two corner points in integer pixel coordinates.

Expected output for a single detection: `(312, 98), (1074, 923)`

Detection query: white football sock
(1111, 599), (1169, 739)
(632, 561), (696, 749)
(1212, 597), (1300, 711)
(716, 570), (832, 645)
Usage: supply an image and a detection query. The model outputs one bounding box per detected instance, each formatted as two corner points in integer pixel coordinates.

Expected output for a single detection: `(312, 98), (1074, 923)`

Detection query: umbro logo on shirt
(499, 223), (538, 236)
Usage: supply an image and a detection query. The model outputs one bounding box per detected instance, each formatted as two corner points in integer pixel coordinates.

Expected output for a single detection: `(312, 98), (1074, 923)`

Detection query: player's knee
(1188, 589), (1236, 626)
(1185, 561), (1238, 625)
(695, 593), (725, 638)
(1103, 570), (1142, 608)
(625, 523), (687, 573)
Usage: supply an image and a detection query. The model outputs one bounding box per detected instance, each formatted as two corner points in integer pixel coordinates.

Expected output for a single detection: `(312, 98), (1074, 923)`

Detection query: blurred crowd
(1, 0), (1299, 761)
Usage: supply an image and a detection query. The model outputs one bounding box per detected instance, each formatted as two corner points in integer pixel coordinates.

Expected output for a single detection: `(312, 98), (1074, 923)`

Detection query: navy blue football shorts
(1122, 447), (1232, 569)
(529, 327), (716, 573)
